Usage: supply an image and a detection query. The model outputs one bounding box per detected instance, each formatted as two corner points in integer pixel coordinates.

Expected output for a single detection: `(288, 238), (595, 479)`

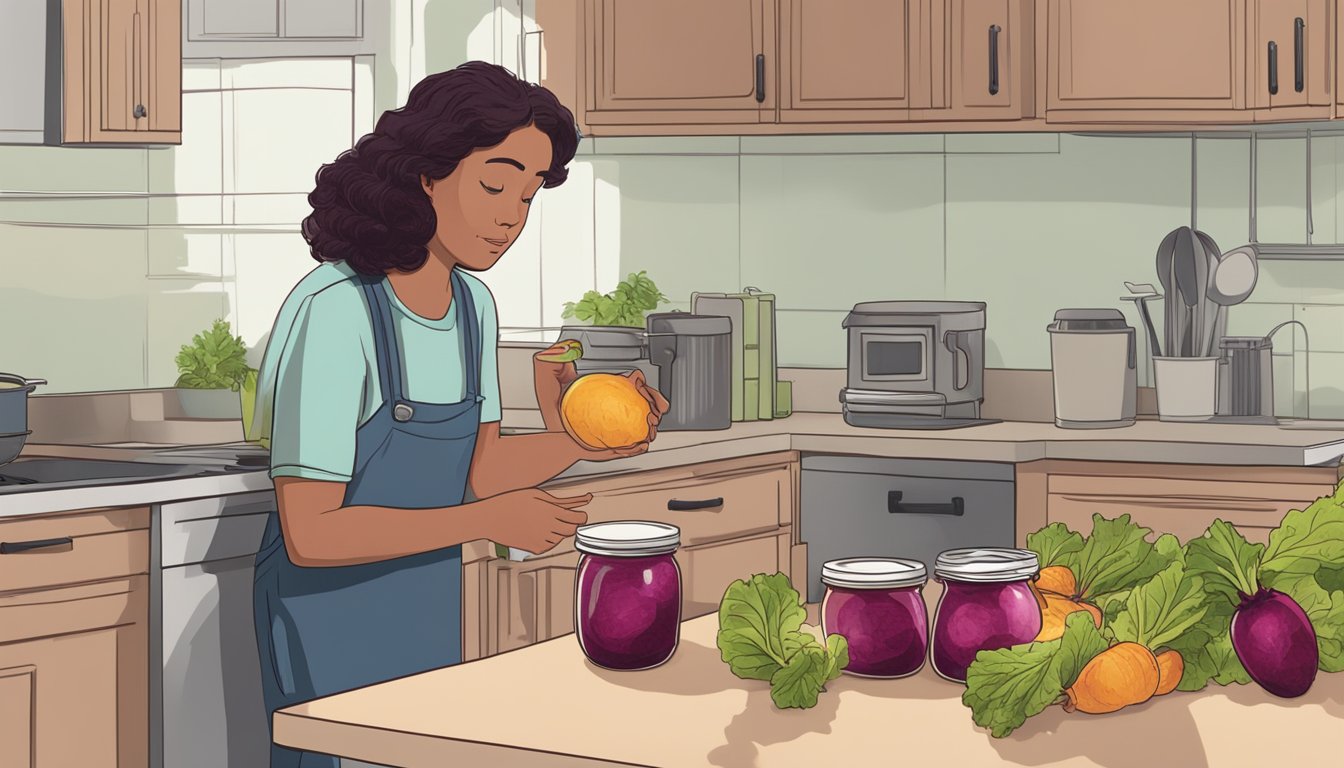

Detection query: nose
(495, 206), (521, 229)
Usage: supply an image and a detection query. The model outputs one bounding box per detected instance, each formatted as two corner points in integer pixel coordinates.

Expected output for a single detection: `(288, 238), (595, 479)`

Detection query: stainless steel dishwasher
(798, 455), (1017, 603)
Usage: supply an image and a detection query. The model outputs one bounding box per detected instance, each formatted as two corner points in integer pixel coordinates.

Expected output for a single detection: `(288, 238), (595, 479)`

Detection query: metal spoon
(1204, 245), (1260, 357)
(1173, 227), (1201, 356)
(1155, 228), (1180, 358)
(1122, 282), (1163, 358)
(1194, 229), (1222, 358)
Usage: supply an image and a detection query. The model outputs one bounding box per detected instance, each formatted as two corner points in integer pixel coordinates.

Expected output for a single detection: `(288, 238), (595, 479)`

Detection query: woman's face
(421, 124), (555, 271)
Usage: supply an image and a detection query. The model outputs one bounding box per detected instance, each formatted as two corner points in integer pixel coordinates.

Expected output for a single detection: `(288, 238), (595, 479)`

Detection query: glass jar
(930, 548), (1042, 683)
(820, 557), (929, 679)
(574, 521), (682, 671)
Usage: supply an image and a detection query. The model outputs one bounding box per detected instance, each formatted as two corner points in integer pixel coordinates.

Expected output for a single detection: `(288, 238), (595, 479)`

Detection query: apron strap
(451, 268), (482, 400)
(359, 276), (408, 405)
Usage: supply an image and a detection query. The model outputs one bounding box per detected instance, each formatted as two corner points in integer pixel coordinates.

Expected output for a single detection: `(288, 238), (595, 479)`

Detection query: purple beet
(1230, 587), (1319, 698)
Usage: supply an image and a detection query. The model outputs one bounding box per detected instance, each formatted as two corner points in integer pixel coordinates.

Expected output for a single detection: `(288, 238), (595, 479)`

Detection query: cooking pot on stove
(0, 372), (46, 465)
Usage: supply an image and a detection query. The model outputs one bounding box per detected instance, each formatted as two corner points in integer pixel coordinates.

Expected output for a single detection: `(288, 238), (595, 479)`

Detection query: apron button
(393, 403), (414, 422)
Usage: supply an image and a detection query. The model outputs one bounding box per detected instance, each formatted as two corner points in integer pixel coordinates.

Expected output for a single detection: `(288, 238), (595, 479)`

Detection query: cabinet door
(586, 0), (776, 126)
(0, 577), (147, 768)
(1253, 0), (1331, 110)
(489, 552), (580, 655)
(1047, 0), (1246, 116)
(940, 0), (1034, 118)
(676, 529), (790, 619)
(779, 0), (918, 123)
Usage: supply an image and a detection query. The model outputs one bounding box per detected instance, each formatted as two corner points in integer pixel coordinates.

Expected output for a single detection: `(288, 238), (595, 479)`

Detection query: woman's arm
(467, 422), (648, 498)
(275, 476), (591, 566)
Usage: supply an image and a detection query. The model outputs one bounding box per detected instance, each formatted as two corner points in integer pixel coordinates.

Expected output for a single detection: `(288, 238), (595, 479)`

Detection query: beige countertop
(273, 605), (1344, 768)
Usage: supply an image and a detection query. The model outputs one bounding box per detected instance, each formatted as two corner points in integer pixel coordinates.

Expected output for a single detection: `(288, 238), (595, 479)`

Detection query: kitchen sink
(0, 457), (223, 493)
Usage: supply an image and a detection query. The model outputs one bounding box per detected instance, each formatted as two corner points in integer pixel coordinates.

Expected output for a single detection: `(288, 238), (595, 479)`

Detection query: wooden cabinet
(584, 0), (776, 127)
(60, 0), (181, 144)
(465, 453), (801, 660)
(182, 0), (375, 57)
(779, 0), (921, 123)
(926, 0), (1036, 119)
(1251, 0), (1332, 114)
(0, 507), (150, 767)
(1017, 461), (1341, 546)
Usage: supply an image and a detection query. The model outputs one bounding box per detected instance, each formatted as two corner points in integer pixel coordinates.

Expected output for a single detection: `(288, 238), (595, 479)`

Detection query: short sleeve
(472, 278), (502, 423)
(268, 288), (370, 482)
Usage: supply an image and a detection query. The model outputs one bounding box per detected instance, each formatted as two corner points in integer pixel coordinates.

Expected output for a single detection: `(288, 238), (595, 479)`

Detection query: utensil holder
(1153, 357), (1219, 422)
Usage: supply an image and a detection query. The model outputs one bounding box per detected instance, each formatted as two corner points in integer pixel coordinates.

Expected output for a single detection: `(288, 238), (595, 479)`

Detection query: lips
(482, 236), (508, 247)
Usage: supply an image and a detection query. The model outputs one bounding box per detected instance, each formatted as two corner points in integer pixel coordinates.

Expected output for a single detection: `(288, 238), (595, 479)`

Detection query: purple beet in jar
(574, 521), (682, 671)
(820, 557), (929, 678)
(930, 548), (1042, 684)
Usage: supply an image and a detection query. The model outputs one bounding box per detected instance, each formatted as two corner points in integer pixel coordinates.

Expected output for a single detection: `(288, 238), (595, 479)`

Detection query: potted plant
(561, 271), (668, 327)
(173, 319), (254, 421)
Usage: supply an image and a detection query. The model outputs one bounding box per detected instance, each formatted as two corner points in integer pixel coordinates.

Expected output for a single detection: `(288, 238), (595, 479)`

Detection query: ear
(420, 174), (434, 196)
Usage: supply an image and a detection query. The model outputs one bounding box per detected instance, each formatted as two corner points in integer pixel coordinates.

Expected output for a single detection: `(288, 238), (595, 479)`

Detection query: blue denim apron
(253, 268), (483, 768)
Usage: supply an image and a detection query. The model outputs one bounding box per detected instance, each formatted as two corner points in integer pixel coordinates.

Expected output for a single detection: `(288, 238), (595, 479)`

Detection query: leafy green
(716, 573), (849, 709)
(1261, 487), (1344, 579)
(175, 318), (252, 390)
(1318, 564), (1344, 593)
(962, 612), (1110, 738)
(561, 271), (668, 327)
(1184, 519), (1265, 603)
(1025, 523), (1084, 570)
(1070, 514), (1178, 599)
(1107, 561), (1208, 650)
(1264, 571), (1344, 673)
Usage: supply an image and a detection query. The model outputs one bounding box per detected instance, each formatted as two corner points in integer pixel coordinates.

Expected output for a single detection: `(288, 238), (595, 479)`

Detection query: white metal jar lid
(574, 521), (681, 557)
(934, 548), (1040, 582)
(821, 557), (927, 589)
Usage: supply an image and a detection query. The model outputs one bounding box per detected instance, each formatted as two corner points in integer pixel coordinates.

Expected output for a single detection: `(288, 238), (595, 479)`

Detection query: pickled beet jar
(820, 558), (929, 678)
(574, 521), (682, 671)
(930, 548), (1042, 683)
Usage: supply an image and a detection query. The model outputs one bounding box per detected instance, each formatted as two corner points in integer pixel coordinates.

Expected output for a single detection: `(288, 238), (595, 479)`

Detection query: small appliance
(554, 325), (660, 389)
(839, 301), (999, 429)
(645, 311), (733, 431)
(1047, 308), (1137, 429)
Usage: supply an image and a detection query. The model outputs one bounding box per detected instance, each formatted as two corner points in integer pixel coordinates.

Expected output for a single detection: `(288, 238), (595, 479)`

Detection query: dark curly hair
(301, 61), (579, 275)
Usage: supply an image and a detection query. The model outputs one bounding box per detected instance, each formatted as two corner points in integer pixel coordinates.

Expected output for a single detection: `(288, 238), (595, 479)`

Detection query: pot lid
(575, 521), (681, 557)
(821, 557), (927, 589)
(934, 548), (1039, 582)
(1219, 335), (1272, 350)
(1049, 308), (1130, 332)
(646, 312), (732, 336)
(842, 301), (985, 327)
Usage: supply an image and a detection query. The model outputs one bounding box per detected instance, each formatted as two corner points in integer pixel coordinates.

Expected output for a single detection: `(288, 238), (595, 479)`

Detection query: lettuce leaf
(1261, 487), (1344, 578)
(1071, 514), (1177, 599)
(1026, 523), (1085, 570)
(1165, 597), (1250, 691)
(1263, 571), (1344, 673)
(1107, 560), (1208, 650)
(716, 572), (850, 708)
(962, 612), (1110, 738)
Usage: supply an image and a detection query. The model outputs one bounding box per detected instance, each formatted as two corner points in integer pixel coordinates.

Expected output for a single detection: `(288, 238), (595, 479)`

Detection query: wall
(3, 0), (1343, 420)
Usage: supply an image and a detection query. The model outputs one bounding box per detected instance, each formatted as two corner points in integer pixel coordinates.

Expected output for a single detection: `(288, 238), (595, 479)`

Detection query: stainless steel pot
(0, 372), (46, 465)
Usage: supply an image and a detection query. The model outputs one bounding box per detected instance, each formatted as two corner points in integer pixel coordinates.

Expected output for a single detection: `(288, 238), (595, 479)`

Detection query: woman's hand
(485, 487), (592, 555)
(533, 345), (578, 432)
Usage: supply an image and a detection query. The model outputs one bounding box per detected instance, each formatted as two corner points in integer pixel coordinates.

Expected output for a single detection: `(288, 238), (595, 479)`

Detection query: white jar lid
(821, 557), (927, 589)
(575, 521), (681, 557)
(934, 548), (1039, 582)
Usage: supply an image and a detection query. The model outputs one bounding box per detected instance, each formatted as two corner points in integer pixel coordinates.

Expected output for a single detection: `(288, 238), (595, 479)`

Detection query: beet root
(1230, 587), (1319, 699)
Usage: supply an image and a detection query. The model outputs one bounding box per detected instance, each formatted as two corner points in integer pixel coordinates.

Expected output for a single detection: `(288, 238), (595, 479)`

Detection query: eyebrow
(485, 156), (546, 176)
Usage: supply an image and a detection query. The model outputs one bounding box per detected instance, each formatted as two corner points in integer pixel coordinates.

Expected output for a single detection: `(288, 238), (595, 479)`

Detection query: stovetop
(0, 448), (269, 494)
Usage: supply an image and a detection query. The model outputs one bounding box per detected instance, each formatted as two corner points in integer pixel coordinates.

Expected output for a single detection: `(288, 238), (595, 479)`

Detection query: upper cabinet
(585, 0), (775, 126)
(541, 0), (1344, 135)
(183, 0), (376, 57)
(61, 0), (182, 144)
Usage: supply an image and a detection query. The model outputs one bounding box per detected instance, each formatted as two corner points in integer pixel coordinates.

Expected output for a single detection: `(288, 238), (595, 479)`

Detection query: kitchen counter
(5, 413), (1344, 518)
(272, 605), (1344, 768)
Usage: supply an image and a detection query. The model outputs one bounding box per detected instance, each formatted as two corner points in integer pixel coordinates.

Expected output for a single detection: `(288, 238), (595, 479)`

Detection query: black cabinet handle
(988, 25), (1001, 95)
(1295, 17), (1305, 93)
(755, 54), (765, 103)
(887, 491), (965, 516)
(668, 497), (724, 511)
(1269, 40), (1279, 95)
(1, 537), (73, 554)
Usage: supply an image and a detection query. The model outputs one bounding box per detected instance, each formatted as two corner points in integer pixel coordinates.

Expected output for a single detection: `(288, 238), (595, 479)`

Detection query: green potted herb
(173, 318), (255, 421)
(561, 271), (668, 327)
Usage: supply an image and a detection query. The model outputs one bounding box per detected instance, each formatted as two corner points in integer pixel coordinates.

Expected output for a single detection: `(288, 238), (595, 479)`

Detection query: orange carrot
(1064, 642), (1160, 714)
(1036, 565), (1077, 597)
(1155, 649), (1184, 696)
(1035, 591), (1104, 642)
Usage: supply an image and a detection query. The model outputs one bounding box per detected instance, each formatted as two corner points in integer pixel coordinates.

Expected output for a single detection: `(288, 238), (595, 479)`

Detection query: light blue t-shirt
(251, 261), (502, 483)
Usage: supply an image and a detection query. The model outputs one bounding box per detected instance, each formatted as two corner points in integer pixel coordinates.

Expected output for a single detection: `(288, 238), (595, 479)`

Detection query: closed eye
(480, 181), (503, 194)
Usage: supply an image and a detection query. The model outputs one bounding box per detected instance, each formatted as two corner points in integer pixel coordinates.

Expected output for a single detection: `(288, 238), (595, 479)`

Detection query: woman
(249, 61), (669, 768)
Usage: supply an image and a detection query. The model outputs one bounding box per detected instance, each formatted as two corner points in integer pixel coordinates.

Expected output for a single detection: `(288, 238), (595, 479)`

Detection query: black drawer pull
(667, 497), (724, 511)
(988, 24), (1001, 95)
(1269, 40), (1279, 95)
(755, 54), (765, 103)
(1294, 17), (1305, 93)
(888, 491), (964, 516)
(1, 537), (74, 554)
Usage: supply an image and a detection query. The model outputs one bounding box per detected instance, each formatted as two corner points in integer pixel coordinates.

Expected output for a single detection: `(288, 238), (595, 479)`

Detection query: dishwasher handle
(1, 537), (74, 554)
(888, 491), (965, 516)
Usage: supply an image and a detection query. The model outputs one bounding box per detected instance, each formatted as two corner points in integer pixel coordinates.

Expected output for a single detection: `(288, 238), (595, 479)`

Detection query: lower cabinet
(0, 506), (150, 768)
